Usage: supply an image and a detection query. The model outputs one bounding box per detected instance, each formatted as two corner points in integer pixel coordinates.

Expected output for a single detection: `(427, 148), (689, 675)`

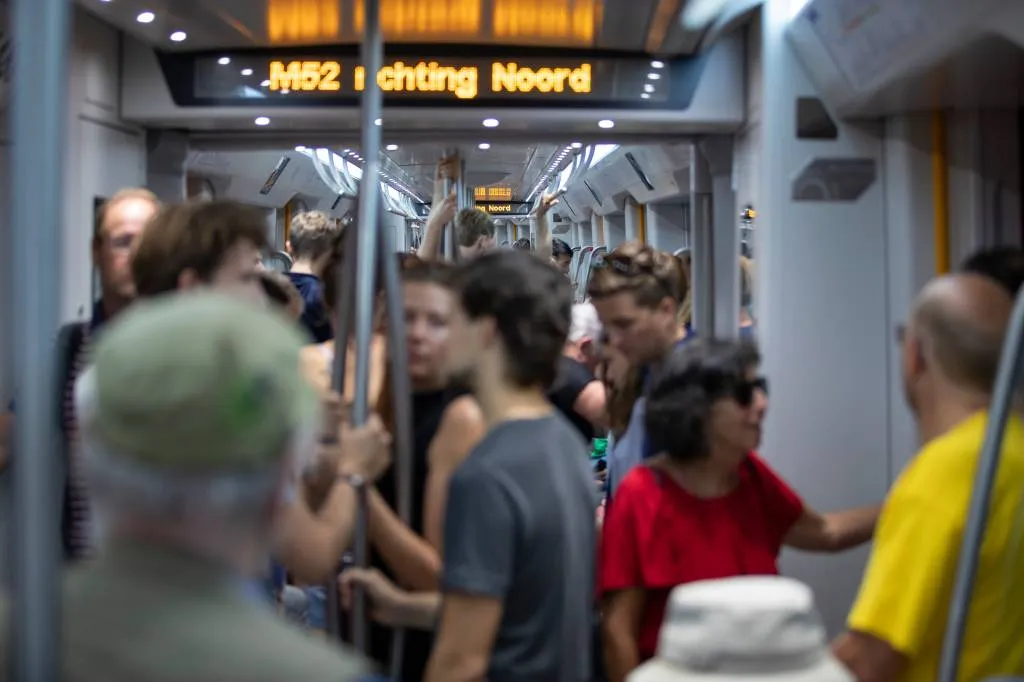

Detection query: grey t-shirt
(442, 415), (597, 682)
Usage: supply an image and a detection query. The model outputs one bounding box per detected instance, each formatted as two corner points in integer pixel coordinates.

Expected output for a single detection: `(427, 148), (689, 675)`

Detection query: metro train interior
(4, 0), (1024, 680)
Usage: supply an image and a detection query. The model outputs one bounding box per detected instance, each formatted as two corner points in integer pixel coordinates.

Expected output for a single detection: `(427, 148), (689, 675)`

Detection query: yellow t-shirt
(848, 411), (1024, 682)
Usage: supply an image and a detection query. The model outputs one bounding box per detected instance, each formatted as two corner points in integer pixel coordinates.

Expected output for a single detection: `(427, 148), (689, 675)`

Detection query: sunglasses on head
(733, 376), (769, 407)
(592, 251), (657, 277)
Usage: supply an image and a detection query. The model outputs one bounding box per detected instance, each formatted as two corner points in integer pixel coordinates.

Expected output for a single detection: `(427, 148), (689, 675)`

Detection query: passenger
(131, 200), (391, 588)
(285, 210), (342, 342)
(961, 244), (1024, 297)
(588, 242), (690, 494)
(0, 293), (372, 682)
(260, 270), (305, 323)
(548, 302), (608, 442)
(419, 158), (496, 260)
(833, 273), (1024, 682)
(342, 250), (598, 682)
(0, 188), (160, 558)
(355, 254), (486, 679)
(552, 238), (575, 275)
(600, 339), (880, 682)
(512, 237), (533, 251)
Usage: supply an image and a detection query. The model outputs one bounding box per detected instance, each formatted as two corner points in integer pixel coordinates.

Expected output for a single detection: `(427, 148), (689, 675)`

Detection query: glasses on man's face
(734, 377), (769, 407)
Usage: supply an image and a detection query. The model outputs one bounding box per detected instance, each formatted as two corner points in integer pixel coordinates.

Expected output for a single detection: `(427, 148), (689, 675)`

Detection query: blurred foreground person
(0, 293), (371, 682)
(629, 576), (853, 682)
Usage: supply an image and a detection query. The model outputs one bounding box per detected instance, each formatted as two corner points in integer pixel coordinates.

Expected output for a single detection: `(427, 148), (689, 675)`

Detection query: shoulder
(441, 395), (485, 434)
(430, 396), (486, 469)
(615, 464), (659, 502)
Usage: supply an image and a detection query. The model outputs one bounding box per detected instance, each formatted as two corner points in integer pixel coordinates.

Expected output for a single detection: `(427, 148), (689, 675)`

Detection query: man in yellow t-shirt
(833, 273), (1024, 682)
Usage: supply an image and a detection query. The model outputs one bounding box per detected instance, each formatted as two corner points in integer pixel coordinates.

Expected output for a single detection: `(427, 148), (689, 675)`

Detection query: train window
(796, 97), (838, 140)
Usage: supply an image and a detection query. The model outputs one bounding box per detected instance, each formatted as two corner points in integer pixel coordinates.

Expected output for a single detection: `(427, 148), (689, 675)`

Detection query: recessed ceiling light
(641, 93), (651, 99)
(598, 119), (615, 129)
(644, 83), (655, 93)
(478, 143), (491, 150)
(571, 142), (583, 149)
(241, 68), (253, 76)
(385, 144), (398, 151)
(254, 116), (271, 126)
(295, 145), (307, 152)
(169, 31), (187, 42)
(651, 60), (665, 69)
(260, 79), (271, 87)
(218, 57), (231, 66)
(374, 118), (382, 126)
(647, 72), (661, 80)
(482, 118), (500, 128)
(136, 11), (155, 23)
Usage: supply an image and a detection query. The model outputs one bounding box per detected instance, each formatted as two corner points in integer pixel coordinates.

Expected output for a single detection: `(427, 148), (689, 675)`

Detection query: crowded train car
(2, 0), (1024, 681)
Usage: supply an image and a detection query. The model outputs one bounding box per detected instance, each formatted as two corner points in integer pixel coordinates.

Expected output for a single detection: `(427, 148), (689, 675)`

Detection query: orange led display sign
(267, 59), (592, 99)
(477, 203), (523, 215)
(474, 186), (513, 201)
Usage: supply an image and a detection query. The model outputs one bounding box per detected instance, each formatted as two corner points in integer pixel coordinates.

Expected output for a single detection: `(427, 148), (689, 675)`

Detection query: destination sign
(477, 202), (528, 215)
(474, 186), (513, 201)
(171, 49), (688, 108)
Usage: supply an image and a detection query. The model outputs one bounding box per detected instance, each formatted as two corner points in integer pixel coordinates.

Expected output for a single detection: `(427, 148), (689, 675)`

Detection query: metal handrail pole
(9, 0), (71, 678)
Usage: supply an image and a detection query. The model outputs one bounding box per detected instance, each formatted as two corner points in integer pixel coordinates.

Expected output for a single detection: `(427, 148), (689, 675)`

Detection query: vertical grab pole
(326, 220), (360, 641)
(444, 147), (459, 261)
(9, 0), (71, 679)
(340, 0), (385, 656)
(378, 208), (415, 682)
(937, 288), (1024, 682)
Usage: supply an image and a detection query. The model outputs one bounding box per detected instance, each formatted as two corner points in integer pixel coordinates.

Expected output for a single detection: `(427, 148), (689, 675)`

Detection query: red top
(598, 453), (804, 660)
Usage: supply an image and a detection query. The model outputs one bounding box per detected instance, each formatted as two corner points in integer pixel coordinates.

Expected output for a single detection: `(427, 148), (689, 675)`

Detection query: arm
(425, 469), (516, 682)
(419, 159), (458, 261)
(573, 380), (608, 432)
(831, 490), (958, 681)
(367, 488), (442, 591)
(784, 505), (880, 553)
(603, 589), (645, 682)
(599, 477), (646, 682)
(423, 397), (485, 554)
(533, 193), (558, 262)
(425, 593), (503, 682)
(276, 479), (358, 584)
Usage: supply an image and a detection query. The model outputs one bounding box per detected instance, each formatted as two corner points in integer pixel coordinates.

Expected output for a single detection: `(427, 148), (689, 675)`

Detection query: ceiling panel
(78, 0), (665, 52)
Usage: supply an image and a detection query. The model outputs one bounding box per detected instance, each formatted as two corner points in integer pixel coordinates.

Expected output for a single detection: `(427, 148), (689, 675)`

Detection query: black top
(287, 272), (333, 343)
(547, 357), (597, 443)
(370, 385), (469, 680)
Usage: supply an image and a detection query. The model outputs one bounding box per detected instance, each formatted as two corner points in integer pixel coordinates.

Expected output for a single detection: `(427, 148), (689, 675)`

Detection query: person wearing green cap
(1, 291), (380, 681)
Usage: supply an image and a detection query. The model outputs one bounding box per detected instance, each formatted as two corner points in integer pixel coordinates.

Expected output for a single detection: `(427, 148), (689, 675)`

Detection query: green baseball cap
(87, 292), (317, 472)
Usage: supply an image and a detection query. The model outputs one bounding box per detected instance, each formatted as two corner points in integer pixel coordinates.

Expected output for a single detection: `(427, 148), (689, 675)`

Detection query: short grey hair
(569, 302), (602, 343)
(74, 366), (315, 525)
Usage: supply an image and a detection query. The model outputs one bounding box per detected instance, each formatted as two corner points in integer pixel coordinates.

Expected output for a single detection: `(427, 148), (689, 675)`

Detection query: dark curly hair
(645, 339), (760, 461)
(450, 250), (571, 388)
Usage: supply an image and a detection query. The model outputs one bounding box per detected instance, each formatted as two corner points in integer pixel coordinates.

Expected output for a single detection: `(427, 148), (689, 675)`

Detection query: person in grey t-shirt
(340, 250), (597, 682)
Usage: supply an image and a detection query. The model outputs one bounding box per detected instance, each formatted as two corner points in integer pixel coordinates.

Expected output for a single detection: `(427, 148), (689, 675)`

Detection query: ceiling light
(641, 93), (651, 99)
(644, 83), (655, 93)
(169, 31), (187, 42)
(218, 57), (231, 66)
(598, 119), (615, 129)
(254, 116), (271, 126)
(241, 68), (253, 76)
(482, 118), (500, 128)
(385, 144), (398, 151)
(374, 118), (382, 126)
(478, 142), (491, 150)
(260, 79), (271, 87)
(651, 60), (665, 69)
(136, 11), (155, 23)
(647, 72), (661, 80)
(295, 145), (307, 152)
(571, 142), (583, 149)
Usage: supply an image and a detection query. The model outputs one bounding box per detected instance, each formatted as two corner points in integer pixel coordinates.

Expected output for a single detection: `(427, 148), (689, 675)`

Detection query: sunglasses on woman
(734, 377), (769, 407)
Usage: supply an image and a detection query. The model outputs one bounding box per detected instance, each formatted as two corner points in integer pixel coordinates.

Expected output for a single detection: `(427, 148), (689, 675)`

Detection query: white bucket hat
(628, 576), (854, 682)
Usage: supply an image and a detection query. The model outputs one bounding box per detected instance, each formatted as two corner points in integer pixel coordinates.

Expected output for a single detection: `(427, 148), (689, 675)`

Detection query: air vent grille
(259, 156), (291, 196)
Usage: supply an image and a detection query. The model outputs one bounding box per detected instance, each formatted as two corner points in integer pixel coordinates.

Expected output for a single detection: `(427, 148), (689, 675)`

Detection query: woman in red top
(599, 339), (879, 682)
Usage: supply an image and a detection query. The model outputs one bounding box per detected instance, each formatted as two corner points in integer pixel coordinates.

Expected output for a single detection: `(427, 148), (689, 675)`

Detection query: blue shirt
(640, 334), (695, 460)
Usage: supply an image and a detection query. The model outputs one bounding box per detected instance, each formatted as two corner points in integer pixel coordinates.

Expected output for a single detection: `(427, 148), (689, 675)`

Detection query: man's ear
(176, 268), (201, 291)
(284, 240), (293, 256)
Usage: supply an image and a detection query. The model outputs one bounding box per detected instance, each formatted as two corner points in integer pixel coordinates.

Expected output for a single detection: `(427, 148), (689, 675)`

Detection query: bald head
(910, 273), (1013, 393)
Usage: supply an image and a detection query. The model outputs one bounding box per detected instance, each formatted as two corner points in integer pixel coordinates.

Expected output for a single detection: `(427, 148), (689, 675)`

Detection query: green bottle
(591, 438), (608, 460)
